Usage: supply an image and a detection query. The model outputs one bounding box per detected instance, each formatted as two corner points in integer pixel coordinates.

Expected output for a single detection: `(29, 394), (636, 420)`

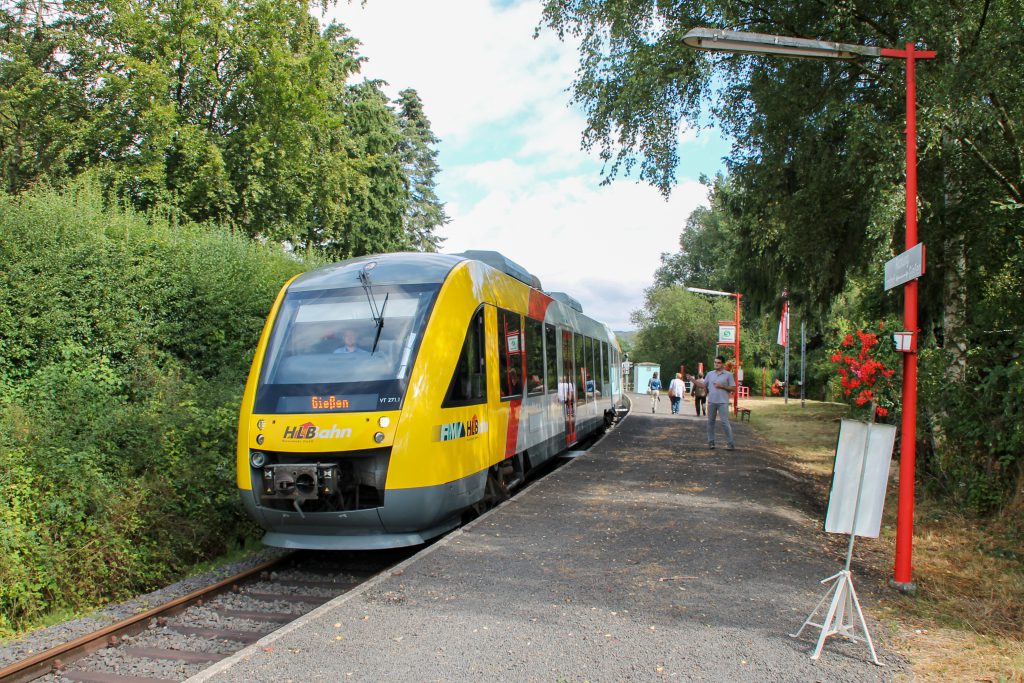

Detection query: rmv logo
(439, 415), (480, 442)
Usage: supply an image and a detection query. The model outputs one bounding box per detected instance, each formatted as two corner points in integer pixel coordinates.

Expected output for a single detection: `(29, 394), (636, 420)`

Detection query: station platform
(190, 394), (905, 682)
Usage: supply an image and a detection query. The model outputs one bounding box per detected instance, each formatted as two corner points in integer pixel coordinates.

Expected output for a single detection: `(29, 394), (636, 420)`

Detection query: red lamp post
(683, 29), (935, 589)
(884, 43), (934, 589)
(688, 287), (742, 416)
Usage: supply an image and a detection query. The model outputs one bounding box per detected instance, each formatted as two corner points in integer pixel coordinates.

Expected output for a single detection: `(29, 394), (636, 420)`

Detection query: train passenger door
(559, 329), (577, 445)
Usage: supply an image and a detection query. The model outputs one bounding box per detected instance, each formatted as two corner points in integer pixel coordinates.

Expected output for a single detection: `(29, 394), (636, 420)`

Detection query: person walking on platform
(668, 373), (685, 415)
(705, 356), (736, 450)
(692, 372), (708, 416)
(647, 372), (662, 413)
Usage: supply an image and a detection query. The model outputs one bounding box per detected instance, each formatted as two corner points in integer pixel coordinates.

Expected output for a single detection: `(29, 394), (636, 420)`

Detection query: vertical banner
(777, 301), (789, 347)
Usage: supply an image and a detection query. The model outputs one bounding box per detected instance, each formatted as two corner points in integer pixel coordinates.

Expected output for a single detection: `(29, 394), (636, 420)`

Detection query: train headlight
(256, 434), (265, 445)
(373, 431), (386, 444)
(378, 416), (390, 428)
(250, 451), (268, 468)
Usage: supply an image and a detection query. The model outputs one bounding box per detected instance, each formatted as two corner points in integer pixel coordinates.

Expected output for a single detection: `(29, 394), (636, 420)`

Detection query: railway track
(0, 550), (413, 683)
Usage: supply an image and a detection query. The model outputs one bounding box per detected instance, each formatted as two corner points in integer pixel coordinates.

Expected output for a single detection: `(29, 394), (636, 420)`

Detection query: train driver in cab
(333, 329), (368, 356)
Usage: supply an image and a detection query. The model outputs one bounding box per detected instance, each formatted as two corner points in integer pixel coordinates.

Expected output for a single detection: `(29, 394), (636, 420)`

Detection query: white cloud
(325, 0), (572, 143)
(325, 0), (715, 331)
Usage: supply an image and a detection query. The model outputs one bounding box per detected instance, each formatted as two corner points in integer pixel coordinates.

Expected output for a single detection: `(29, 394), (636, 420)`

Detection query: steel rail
(0, 554), (290, 683)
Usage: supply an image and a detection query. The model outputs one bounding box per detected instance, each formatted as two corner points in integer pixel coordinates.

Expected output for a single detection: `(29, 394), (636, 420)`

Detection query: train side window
(586, 337), (597, 399)
(574, 334), (587, 403)
(498, 308), (523, 400)
(601, 341), (609, 392)
(442, 307), (487, 407)
(525, 317), (545, 395)
(544, 323), (557, 393)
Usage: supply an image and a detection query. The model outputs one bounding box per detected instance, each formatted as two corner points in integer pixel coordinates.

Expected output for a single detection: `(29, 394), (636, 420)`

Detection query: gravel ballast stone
(0, 548), (288, 668)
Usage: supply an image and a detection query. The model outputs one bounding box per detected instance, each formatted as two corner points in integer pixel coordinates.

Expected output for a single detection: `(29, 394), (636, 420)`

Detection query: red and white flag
(777, 301), (789, 347)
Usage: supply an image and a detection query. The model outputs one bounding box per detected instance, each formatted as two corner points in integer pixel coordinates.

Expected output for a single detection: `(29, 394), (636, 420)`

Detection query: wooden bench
(738, 407), (751, 422)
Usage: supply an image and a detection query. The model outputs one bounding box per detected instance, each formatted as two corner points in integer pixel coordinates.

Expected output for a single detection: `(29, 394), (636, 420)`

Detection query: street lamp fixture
(687, 286), (742, 417)
(686, 286), (735, 297)
(682, 27), (934, 590)
(682, 28), (880, 60)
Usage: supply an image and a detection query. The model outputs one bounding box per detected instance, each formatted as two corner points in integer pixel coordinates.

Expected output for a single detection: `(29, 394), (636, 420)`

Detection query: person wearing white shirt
(704, 356), (736, 450)
(668, 373), (686, 415)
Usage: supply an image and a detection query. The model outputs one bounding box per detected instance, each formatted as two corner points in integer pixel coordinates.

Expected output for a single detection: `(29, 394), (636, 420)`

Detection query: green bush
(0, 183), (316, 635)
(918, 341), (1024, 514)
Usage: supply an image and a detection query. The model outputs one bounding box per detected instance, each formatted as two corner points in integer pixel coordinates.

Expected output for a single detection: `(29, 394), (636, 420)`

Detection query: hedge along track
(0, 551), (412, 683)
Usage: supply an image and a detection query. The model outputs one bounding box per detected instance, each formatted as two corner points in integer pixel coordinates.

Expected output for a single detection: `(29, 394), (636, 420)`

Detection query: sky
(324, 0), (731, 330)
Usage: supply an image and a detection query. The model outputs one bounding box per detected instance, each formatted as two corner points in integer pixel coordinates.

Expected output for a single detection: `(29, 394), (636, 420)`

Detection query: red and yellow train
(236, 251), (624, 549)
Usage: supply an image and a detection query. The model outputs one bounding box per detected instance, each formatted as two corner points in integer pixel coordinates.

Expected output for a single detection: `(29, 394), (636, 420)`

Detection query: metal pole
(892, 43), (920, 588)
(783, 293), (790, 405)
(801, 320), (806, 408)
(845, 416), (875, 572)
(734, 293), (741, 415)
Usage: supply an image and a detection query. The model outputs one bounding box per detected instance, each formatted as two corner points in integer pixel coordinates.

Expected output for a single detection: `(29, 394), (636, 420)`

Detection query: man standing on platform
(705, 356), (736, 450)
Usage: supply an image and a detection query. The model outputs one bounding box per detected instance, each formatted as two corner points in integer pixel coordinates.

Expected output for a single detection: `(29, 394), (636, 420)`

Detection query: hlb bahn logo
(436, 415), (487, 442)
(283, 422), (353, 441)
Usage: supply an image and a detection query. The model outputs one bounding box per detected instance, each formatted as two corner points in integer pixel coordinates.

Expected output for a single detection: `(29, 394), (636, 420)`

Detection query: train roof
(546, 291), (583, 313)
(287, 251), (607, 335)
(290, 251), (545, 292)
(289, 253), (464, 291)
(452, 250), (543, 290)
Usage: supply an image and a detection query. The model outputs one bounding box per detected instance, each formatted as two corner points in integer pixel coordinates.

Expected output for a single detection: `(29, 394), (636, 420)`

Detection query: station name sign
(884, 243), (926, 291)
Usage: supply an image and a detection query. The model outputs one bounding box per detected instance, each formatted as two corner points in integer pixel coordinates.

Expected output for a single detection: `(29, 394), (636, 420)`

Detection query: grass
(744, 396), (1024, 681)
(182, 535), (267, 578)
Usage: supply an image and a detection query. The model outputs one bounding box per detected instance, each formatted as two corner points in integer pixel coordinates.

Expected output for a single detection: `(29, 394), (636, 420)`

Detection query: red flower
(832, 325), (896, 416)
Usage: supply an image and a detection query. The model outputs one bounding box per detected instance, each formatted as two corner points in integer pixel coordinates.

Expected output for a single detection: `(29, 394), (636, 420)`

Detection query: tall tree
(540, 0), (1023, 328)
(323, 77), (411, 257)
(0, 0), (95, 193)
(653, 174), (739, 291)
(0, 1), (443, 259)
(394, 88), (447, 252)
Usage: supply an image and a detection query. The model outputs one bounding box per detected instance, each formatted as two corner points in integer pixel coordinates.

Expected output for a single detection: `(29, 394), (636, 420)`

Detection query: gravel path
(189, 399), (909, 682)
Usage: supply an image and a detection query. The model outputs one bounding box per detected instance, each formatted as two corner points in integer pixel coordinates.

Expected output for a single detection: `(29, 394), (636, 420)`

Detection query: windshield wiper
(371, 294), (388, 355)
(359, 262), (387, 355)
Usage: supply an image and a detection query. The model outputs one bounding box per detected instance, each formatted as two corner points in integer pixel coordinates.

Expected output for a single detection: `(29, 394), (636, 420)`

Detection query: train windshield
(253, 283), (439, 414)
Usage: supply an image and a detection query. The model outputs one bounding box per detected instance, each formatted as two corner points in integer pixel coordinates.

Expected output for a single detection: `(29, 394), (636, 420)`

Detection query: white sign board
(824, 419), (897, 538)
(884, 242), (925, 291)
(718, 325), (736, 344)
